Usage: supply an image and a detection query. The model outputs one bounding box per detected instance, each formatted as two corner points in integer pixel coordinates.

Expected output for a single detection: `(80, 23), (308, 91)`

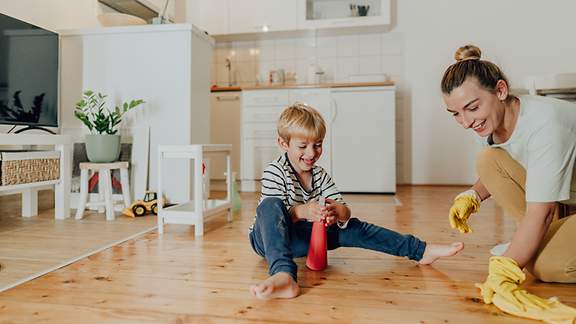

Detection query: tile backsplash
(212, 31), (404, 87)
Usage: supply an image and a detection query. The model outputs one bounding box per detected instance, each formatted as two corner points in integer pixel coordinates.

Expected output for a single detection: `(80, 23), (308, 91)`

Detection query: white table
(157, 144), (233, 236)
(0, 134), (73, 219)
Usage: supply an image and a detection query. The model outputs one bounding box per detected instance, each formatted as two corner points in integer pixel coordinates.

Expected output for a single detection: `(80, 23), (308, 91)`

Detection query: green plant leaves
(74, 90), (144, 135)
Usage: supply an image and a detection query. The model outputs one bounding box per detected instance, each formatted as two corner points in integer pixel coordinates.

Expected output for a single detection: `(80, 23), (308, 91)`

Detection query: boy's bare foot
(250, 272), (300, 300)
(418, 242), (464, 265)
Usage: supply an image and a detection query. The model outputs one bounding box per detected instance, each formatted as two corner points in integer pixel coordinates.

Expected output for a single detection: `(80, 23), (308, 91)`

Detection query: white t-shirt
(487, 95), (576, 204)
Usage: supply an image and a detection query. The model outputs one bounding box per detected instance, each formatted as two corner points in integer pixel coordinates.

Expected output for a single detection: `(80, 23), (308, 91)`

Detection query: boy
(249, 103), (464, 299)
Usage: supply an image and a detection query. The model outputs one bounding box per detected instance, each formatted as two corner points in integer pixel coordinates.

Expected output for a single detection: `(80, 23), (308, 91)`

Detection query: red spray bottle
(306, 197), (327, 271)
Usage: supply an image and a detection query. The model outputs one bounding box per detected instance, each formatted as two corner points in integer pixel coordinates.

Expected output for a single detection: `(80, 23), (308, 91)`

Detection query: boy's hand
(324, 198), (350, 226)
(304, 201), (327, 223)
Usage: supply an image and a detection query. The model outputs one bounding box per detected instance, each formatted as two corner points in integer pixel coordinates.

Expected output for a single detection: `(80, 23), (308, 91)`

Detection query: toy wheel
(151, 203), (158, 215)
(132, 204), (146, 217)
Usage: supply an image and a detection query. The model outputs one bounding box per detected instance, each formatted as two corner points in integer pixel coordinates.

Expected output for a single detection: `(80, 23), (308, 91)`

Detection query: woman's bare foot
(418, 242), (464, 265)
(249, 272), (300, 300)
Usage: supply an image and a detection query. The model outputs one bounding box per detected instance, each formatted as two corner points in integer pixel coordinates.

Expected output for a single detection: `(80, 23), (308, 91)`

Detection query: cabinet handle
(216, 96), (240, 101)
(253, 113), (278, 120)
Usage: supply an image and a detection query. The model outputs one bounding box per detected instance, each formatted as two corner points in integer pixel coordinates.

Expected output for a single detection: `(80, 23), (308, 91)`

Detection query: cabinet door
(191, 0), (229, 35)
(229, 0), (298, 34)
(289, 89), (332, 174)
(242, 138), (282, 180)
(331, 87), (395, 193)
(210, 92), (241, 180)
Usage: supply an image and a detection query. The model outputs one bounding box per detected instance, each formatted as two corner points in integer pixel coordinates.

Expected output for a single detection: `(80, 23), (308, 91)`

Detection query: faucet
(225, 58), (232, 86)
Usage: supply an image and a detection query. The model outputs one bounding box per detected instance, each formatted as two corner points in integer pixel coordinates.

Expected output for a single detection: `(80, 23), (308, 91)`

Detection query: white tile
(381, 32), (404, 55)
(381, 55), (404, 76)
(358, 55), (382, 74)
(336, 57), (359, 82)
(316, 36), (337, 58)
(274, 59), (296, 73)
(295, 59), (311, 84)
(214, 43), (233, 64)
(215, 64), (230, 85)
(275, 38), (296, 61)
(210, 64), (217, 84)
(236, 61), (257, 83)
(337, 34), (359, 57)
(296, 37), (316, 60)
(257, 61), (276, 84)
(257, 39), (275, 61)
(233, 41), (257, 62)
(316, 57), (337, 82)
(358, 33), (382, 56)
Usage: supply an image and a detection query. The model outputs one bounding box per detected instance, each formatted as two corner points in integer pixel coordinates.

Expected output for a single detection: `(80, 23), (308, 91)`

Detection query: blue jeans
(249, 197), (427, 281)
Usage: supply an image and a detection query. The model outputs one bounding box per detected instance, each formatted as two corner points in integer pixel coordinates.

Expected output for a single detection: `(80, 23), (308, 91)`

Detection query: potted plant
(74, 90), (144, 163)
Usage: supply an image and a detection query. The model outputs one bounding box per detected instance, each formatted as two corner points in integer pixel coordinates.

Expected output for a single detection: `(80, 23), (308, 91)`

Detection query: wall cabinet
(228, 0), (298, 34)
(240, 86), (395, 193)
(191, 0), (229, 36)
(188, 0), (389, 36)
(299, 0), (391, 30)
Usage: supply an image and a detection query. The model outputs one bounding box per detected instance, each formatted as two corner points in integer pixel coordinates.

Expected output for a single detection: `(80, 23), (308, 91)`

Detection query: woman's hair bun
(454, 44), (481, 62)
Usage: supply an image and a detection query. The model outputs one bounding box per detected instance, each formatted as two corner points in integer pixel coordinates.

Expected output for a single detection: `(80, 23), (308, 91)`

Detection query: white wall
(397, 0), (576, 184)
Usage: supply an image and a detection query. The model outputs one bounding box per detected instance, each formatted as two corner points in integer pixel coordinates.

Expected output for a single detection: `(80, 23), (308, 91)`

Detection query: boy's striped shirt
(250, 153), (345, 231)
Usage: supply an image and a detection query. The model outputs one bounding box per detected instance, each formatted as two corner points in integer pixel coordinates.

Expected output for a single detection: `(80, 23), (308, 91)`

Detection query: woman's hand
(448, 189), (481, 233)
(476, 256), (576, 321)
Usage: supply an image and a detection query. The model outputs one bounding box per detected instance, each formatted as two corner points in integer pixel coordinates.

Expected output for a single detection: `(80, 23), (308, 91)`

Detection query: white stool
(75, 161), (131, 221)
(157, 144), (232, 236)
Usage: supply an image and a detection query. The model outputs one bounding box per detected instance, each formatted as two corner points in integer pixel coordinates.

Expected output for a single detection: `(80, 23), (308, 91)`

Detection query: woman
(441, 45), (576, 321)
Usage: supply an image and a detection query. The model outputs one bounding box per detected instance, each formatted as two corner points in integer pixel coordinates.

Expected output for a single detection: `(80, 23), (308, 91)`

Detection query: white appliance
(330, 87), (396, 193)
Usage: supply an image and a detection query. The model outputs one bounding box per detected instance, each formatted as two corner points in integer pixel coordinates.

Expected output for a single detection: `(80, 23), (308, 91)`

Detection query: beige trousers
(476, 147), (576, 283)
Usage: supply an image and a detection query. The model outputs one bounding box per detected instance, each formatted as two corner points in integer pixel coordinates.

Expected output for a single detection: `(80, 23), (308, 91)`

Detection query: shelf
(0, 180), (59, 192)
(164, 199), (231, 216)
(300, 0), (390, 30)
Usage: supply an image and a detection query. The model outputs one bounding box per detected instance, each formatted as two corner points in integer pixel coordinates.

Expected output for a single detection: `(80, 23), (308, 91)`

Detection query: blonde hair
(277, 103), (326, 142)
(441, 44), (512, 101)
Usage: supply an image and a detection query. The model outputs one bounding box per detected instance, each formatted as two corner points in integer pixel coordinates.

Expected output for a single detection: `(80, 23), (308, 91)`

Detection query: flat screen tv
(0, 13), (58, 129)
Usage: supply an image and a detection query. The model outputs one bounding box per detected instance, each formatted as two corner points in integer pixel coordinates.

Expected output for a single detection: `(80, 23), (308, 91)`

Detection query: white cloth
(487, 95), (576, 205)
(490, 242), (511, 256)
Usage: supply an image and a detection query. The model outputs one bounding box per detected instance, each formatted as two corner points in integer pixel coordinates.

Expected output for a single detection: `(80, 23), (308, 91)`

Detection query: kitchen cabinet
(241, 90), (289, 192)
(210, 91), (241, 180)
(331, 86), (395, 192)
(228, 0), (298, 34)
(299, 0), (391, 29)
(240, 85), (395, 193)
(191, 0), (229, 36)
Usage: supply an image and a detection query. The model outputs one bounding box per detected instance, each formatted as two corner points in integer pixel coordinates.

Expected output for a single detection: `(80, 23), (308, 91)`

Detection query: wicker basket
(0, 151), (60, 186)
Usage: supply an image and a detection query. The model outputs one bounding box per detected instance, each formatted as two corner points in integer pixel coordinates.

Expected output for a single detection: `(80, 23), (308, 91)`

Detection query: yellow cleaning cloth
(476, 256), (576, 324)
(448, 194), (480, 233)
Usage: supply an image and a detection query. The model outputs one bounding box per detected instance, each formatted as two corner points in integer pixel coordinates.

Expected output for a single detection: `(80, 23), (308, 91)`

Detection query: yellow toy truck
(123, 191), (158, 217)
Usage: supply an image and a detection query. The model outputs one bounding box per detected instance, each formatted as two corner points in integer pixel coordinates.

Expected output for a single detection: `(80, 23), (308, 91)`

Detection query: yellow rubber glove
(475, 256), (576, 324)
(448, 189), (480, 233)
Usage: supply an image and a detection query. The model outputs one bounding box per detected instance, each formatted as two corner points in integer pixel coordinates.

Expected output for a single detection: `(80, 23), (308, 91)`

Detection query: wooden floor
(0, 190), (156, 292)
(0, 186), (574, 323)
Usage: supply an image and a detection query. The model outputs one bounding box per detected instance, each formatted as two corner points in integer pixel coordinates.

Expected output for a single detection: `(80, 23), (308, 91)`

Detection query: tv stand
(14, 126), (56, 135)
(0, 134), (72, 219)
